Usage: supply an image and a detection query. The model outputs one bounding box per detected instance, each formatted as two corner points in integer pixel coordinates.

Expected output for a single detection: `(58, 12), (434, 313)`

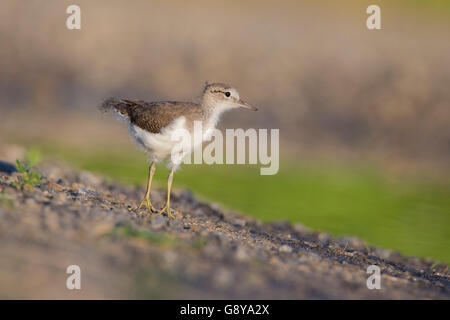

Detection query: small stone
(210, 203), (222, 211)
(77, 188), (87, 195)
(193, 208), (205, 216)
(372, 248), (392, 260)
(269, 256), (281, 265)
(235, 246), (250, 261)
(47, 181), (65, 192)
(174, 211), (183, 219)
(318, 233), (331, 243)
(190, 224), (201, 233)
(279, 244), (293, 253)
(71, 183), (83, 190)
(293, 223), (313, 235)
(336, 236), (367, 251)
(11, 172), (21, 179)
(40, 166), (63, 181)
(0, 161), (16, 174)
(233, 218), (246, 227)
(272, 220), (291, 231)
(79, 171), (103, 187)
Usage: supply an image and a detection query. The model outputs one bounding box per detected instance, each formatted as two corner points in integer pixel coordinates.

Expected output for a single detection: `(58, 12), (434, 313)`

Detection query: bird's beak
(236, 99), (258, 111)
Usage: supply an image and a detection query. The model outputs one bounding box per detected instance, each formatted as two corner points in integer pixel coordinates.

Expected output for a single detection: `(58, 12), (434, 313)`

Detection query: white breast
(129, 116), (188, 163)
(128, 109), (225, 168)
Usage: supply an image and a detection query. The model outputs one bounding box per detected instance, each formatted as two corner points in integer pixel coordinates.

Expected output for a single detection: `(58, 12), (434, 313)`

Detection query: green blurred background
(1, 0), (449, 262)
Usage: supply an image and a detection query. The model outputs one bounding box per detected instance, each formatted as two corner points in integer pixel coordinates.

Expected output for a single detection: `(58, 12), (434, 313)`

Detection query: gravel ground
(0, 154), (449, 299)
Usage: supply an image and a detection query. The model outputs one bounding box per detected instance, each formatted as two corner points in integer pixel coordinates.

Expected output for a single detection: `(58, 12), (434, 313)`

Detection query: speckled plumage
(101, 98), (206, 134)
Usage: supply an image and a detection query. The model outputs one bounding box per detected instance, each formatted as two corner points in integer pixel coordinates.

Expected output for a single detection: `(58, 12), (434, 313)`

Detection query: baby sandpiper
(100, 83), (257, 219)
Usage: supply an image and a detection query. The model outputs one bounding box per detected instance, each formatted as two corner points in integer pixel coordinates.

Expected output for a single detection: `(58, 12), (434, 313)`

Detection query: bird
(99, 82), (257, 219)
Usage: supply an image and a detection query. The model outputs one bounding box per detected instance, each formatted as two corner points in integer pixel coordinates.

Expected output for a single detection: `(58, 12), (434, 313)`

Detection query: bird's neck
(201, 100), (231, 128)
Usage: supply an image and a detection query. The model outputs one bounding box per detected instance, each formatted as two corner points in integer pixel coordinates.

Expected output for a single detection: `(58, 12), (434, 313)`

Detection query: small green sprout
(10, 159), (44, 190)
(430, 261), (441, 270)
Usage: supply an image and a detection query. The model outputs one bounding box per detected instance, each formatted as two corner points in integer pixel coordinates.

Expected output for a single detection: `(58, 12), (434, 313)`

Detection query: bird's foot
(137, 198), (156, 213)
(156, 205), (175, 220)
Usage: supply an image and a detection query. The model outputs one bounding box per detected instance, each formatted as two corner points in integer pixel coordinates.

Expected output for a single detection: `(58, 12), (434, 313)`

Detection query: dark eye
(225, 92), (231, 97)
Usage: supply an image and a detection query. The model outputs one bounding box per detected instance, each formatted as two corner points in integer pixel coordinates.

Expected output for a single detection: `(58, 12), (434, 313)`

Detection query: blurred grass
(35, 144), (450, 263)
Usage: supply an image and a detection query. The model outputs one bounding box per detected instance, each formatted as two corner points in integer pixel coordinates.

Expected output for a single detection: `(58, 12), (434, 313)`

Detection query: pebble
(235, 246), (250, 261)
(79, 171), (103, 187)
(279, 244), (293, 253)
(336, 236), (367, 251)
(233, 218), (246, 227)
(272, 220), (291, 230)
(189, 224), (201, 233)
(318, 233), (332, 243)
(0, 161), (16, 174)
(293, 223), (314, 235)
(77, 188), (88, 195)
(47, 181), (65, 192)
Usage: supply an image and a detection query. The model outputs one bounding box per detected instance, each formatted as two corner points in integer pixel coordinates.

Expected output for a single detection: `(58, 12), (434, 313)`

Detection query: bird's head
(201, 82), (258, 112)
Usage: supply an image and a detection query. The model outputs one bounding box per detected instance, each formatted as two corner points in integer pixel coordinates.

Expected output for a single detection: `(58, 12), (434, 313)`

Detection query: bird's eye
(225, 92), (231, 97)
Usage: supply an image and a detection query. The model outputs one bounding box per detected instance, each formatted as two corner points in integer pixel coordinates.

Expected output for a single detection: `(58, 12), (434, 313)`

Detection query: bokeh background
(1, 0), (449, 262)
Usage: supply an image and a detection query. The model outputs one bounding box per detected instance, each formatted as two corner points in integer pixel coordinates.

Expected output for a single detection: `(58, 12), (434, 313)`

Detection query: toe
(166, 209), (175, 220)
(156, 207), (166, 215)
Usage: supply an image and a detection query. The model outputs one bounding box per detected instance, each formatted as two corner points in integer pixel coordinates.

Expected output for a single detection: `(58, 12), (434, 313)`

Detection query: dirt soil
(0, 155), (449, 299)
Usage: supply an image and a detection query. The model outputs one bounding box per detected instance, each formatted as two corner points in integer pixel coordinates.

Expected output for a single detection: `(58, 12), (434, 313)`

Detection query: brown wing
(120, 99), (145, 106)
(125, 101), (203, 134)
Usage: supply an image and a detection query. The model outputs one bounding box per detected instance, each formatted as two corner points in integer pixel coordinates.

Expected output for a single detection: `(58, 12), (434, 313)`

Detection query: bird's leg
(157, 166), (175, 219)
(138, 161), (156, 212)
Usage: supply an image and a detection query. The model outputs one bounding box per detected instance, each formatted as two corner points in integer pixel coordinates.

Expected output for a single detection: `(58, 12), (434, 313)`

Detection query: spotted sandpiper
(100, 83), (257, 219)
